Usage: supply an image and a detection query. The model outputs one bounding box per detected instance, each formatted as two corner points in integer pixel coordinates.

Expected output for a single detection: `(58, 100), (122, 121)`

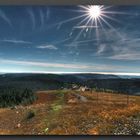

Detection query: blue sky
(0, 5), (140, 75)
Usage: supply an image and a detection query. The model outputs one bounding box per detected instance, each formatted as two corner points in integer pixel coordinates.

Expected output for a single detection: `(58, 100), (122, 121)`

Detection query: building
(79, 86), (91, 92)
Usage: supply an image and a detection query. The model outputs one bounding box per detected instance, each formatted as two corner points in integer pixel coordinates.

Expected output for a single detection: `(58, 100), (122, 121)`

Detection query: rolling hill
(0, 73), (139, 95)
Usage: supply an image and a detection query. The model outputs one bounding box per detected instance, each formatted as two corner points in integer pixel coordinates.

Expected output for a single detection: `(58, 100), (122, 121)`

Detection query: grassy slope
(0, 90), (140, 135)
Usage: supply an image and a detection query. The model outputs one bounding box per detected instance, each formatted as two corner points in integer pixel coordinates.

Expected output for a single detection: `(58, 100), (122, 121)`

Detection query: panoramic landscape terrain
(0, 5), (140, 135)
(0, 73), (140, 135)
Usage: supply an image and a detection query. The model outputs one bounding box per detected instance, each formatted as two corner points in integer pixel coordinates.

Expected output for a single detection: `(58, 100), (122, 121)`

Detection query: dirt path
(72, 93), (88, 102)
(32, 92), (58, 105)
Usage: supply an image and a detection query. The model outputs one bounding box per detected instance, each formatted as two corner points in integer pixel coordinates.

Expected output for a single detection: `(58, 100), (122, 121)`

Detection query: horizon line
(0, 71), (140, 76)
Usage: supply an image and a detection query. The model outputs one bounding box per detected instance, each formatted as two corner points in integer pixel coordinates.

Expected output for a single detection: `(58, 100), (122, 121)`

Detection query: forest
(0, 87), (36, 107)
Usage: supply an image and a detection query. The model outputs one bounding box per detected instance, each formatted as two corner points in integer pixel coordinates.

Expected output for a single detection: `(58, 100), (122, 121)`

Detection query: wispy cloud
(1, 39), (32, 44)
(108, 53), (140, 60)
(39, 9), (44, 29)
(27, 8), (35, 30)
(36, 45), (58, 50)
(53, 37), (72, 45)
(46, 8), (50, 20)
(0, 59), (89, 69)
(0, 58), (135, 72)
(36, 37), (71, 50)
(65, 38), (98, 48)
(0, 9), (12, 27)
(95, 29), (140, 61)
(96, 44), (106, 55)
(65, 42), (78, 47)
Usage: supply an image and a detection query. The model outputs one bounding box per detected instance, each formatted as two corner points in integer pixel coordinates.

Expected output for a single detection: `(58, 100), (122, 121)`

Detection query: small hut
(79, 86), (91, 92)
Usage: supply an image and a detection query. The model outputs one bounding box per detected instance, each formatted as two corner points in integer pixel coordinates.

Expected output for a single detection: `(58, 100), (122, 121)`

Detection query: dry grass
(44, 91), (140, 135)
(0, 90), (140, 135)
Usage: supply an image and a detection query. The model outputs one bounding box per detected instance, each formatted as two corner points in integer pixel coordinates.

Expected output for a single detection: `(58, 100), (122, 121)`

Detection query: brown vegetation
(0, 90), (140, 135)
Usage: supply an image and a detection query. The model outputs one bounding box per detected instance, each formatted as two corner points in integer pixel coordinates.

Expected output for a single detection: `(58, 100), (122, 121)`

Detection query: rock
(73, 94), (88, 102)
(68, 98), (78, 103)
(10, 106), (17, 110)
(16, 111), (19, 114)
(16, 123), (21, 128)
(79, 95), (88, 102)
(88, 128), (99, 135)
(44, 128), (49, 133)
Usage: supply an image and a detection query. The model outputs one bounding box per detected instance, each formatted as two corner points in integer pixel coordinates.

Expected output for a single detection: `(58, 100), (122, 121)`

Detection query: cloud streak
(39, 9), (45, 29)
(27, 8), (36, 30)
(0, 9), (12, 27)
(1, 39), (32, 44)
(0, 58), (137, 72)
(95, 29), (140, 61)
(108, 53), (140, 60)
(36, 37), (71, 50)
(96, 44), (106, 55)
(37, 45), (58, 50)
(0, 59), (90, 69)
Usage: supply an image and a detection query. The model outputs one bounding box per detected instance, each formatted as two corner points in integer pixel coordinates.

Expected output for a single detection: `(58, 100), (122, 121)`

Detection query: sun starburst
(74, 5), (123, 42)
(88, 5), (101, 19)
(50, 5), (128, 44)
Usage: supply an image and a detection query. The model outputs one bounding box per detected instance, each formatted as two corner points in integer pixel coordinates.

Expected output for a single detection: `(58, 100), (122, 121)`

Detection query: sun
(56, 5), (123, 43)
(88, 6), (101, 19)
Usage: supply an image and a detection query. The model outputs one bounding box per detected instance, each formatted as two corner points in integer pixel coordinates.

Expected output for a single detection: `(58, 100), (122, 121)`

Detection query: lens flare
(88, 6), (101, 19)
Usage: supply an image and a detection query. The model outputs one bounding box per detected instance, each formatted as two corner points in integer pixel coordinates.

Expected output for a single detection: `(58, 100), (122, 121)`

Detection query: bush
(0, 87), (37, 108)
(26, 110), (36, 120)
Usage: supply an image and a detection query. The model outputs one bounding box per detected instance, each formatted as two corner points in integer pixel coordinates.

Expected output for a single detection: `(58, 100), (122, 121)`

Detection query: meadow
(0, 90), (140, 135)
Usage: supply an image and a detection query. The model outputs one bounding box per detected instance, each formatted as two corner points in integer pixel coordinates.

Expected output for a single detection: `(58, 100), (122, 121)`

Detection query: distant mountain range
(0, 73), (139, 95)
(118, 75), (140, 79)
(63, 73), (120, 80)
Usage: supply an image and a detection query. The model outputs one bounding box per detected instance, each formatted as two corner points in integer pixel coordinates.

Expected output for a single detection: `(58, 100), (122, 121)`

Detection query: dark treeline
(0, 73), (139, 96)
(0, 87), (37, 107)
(86, 79), (140, 94)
